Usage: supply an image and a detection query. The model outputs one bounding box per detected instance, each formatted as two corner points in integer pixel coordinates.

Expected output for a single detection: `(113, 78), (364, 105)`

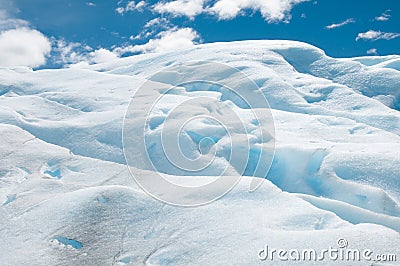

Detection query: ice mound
(0, 40), (399, 265)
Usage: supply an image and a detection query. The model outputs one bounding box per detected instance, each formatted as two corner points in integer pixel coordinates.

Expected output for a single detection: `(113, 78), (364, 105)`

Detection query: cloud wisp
(325, 18), (355, 30)
(116, 1), (146, 15)
(366, 48), (378, 55)
(356, 30), (400, 41)
(129, 17), (173, 40)
(375, 10), (391, 21)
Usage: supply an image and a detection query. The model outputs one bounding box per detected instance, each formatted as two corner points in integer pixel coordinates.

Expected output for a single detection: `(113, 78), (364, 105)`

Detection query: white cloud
(86, 2), (96, 7)
(356, 30), (400, 41)
(154, 0), (204, 18)
(0, 7), (51, 68)
(152, 0), (308, 23)
(135, 1), (146, 10)
(0, 4), (119, 68)
(366, 48), (378, 55)
(89, 48), (118, 63)
(207, 0), (241, 20)
(144, 18), (166, 28)
(130, 18), (173, 40)
(0, 9), (29, 30)
(0, 28), (51, 68)
(115, 7), (125, 14)
(115, 27), (200, 54)
(207, 0), (308, 23)
(115, 1), (146, 14)
(325, 18), (355, 30)
(54, 39), (118, 66)
(375, 10), (391, 21)
(54, 39), (90, 64)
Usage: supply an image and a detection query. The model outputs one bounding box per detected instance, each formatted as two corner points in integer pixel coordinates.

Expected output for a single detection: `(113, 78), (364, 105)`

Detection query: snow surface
(0, 40), (399, 265)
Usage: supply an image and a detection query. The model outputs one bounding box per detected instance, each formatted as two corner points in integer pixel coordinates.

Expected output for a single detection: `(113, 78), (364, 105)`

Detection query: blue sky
(0, 0), (399, 68)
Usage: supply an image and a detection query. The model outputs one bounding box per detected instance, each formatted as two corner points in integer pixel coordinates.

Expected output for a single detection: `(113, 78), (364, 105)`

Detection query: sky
(0, 0), (399, 68)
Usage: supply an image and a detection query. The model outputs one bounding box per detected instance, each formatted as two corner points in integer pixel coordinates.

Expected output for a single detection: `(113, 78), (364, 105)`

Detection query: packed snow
(0, 40), (399, 265)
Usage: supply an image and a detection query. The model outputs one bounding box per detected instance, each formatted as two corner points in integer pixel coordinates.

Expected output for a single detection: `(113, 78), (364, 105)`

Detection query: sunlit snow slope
(0, 40), (399, 265)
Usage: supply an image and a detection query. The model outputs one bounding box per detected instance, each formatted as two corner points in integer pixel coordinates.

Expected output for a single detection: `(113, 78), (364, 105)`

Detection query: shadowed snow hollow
(0, 40), (399, 265)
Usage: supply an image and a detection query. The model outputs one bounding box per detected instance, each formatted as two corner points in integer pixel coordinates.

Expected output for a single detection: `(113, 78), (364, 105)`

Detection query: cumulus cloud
(152, 0), (308, 23)
(325, 18), (355, 30)
(0, 28), (51, 68)
(89, 48), (118, 63)
(115, 27), (200, 54)
(375, 10), (391, 21)
(86, 2), (96, 7)
(366, 48), (378, 55)
(115, 1), (146, 14)
(0, 7), (52, 68)
(208, 0), (309, 22)
(356, 30), (400, 41)
(209, 0), (308, 23)
(207, 0), (241, 20)
(154, 0), (204, 18)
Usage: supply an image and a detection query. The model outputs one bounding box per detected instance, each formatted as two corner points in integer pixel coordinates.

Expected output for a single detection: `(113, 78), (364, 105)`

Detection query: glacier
(0, 40), (399, 265)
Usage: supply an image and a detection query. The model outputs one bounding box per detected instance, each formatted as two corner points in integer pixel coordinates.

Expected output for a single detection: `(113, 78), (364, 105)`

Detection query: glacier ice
(0, 40), (399, 265)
